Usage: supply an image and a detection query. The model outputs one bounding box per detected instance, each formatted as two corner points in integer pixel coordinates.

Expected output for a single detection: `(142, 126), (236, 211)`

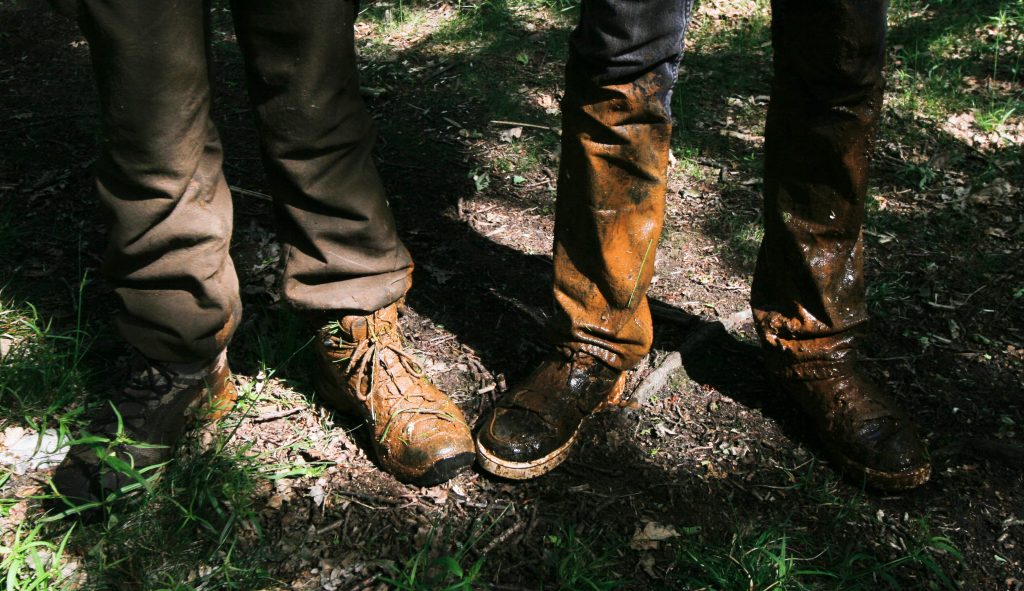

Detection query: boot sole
(475, 374), (627, 480)
(475, 430), (578, 480)
(827, 443), (931, 492)
(407, 452), (476, 487)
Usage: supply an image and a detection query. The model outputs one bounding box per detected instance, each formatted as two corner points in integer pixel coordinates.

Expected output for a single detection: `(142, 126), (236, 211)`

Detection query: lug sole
(407, 452), (476, 487)
(475, 372), (628, 480)
(475, 373), (628, 480)
(826, 442), (931, 492)
(475, 429), (578, 480)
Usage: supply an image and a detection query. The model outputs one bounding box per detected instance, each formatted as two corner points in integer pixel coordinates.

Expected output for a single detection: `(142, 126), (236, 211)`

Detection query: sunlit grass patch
(888, 0), (1024, 142)
(0, 284), (92, 434)
(0, 521), (76, 591)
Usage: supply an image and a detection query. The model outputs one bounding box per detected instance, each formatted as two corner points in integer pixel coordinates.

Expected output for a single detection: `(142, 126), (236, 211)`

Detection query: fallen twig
(480, 520), (527, 555)
(229, 185), (272, 201)
(487, 288), (548, 327)
(252, 407), (304, 423)
(969, 438), (1024, 466)
(490, 119), (559, 132)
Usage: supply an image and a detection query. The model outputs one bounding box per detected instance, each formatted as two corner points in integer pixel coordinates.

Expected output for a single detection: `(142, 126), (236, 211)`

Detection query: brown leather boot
(314, 303), (474, 486)
(774, 364), (930, 492)
(50, 351), (236, 510)
(475, 351), (627, 480)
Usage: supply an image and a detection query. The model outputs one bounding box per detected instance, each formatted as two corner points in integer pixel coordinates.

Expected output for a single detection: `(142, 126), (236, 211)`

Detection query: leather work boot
(775, 365), (930, 492)
(314, 303), (474, 486)
(50, 351), (236, 510)
(476, 351), (627, 480)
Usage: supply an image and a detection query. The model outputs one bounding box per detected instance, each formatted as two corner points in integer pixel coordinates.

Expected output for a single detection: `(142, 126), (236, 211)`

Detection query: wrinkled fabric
(551, 67), (674, 370)
(751, 0), (887, 380)
(76, 0), (413, 363)
(553, 0), (887, 374)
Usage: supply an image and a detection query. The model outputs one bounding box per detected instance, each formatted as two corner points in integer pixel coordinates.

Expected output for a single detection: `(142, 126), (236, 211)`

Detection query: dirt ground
(1, 1), (1022, 589)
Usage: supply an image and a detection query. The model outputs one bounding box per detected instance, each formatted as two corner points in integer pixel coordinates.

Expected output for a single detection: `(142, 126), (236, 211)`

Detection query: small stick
(490, 120), (559, 131)
(481, 520), (527, 555)
(229, 185), (272, 201)
(969, 438), (1024, 465)
(252, 407), (304, 423)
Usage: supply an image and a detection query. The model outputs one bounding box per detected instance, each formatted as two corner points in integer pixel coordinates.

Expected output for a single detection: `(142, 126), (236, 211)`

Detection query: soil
(1, 2), (1022, 590)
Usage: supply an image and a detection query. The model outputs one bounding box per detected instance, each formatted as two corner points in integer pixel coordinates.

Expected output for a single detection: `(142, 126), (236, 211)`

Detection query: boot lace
(93, 355), (178, 436)
(327, 313), (445, 429)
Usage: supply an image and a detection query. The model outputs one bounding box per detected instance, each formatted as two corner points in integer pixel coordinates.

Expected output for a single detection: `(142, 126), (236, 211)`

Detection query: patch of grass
(0, 521), (75, 591)
(0, 281), (92, 434)
(31, 366), (297, 590)
(57, 423), (273, 589)
(381, 537), (486, 591)
(380, 507), (516, 591)
(704, 210), (764, 271)
(671, 520), (960, 590)
(541, 526), (625, 591)
(888, 0), (1023, 122)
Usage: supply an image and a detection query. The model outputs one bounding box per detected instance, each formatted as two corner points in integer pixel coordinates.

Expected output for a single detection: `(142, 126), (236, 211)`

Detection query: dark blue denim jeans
(555, 0), (890, 376)
(569, 0), (695, 114)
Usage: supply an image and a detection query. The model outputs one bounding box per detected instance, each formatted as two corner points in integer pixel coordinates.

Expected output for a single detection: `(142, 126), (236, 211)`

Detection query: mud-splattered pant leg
(78, 1), (241, 363)
(231, 0), (413, 314)
(751, 0), (888, 379)
(551, 0), (693, 370)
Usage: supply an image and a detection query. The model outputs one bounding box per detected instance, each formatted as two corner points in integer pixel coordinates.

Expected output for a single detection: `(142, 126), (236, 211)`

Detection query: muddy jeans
(553, 0), (887, 377)
(73, 0), (413, 363)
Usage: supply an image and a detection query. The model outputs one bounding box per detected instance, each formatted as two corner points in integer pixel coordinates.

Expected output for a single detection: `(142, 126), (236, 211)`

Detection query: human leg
(85, 1), (241, 364)
(753, 0), (929, 490)
(477, 0), (694, 479)
(231, 0), (413, 313)
(230, 1), (472, 485)
(51, 0), (238, 508)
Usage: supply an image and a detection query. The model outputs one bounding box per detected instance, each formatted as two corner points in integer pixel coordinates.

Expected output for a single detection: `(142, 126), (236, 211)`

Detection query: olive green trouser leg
(231, 0), (413, 313)
(79, 1), (240, 363)
(78, 0), (412, 363)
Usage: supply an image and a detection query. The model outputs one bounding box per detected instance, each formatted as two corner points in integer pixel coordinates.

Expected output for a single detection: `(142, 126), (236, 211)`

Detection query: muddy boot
(474, 35), (676, 480)
(773, 364), (930, 491)
(314, 303), (474, 486)
(50, 351), (236, 511)
(754, 0), (929, 491)
(476, 351), (626, 479)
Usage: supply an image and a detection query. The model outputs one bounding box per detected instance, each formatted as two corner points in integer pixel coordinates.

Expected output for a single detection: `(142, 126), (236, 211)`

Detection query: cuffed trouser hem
(284, 267), (412, 315)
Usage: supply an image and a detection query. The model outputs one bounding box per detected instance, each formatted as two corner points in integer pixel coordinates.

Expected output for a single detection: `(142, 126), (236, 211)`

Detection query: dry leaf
(629, 521), (680, 550)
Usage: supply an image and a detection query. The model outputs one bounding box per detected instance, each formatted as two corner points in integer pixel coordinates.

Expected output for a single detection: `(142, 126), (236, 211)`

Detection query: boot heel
(313, 371), (359, 415)
(202, 379), (238, 422)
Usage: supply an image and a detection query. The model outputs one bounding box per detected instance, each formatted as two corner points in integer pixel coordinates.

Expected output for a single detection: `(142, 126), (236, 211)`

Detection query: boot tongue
(341, 316), (372, 341)
(338, 304), (400, 343)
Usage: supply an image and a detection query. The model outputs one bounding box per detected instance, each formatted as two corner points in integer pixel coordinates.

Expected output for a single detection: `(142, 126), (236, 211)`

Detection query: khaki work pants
(74, 0), (413, 363)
